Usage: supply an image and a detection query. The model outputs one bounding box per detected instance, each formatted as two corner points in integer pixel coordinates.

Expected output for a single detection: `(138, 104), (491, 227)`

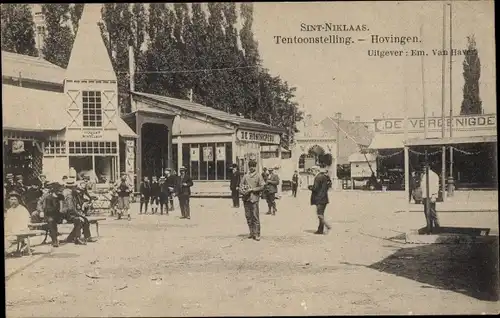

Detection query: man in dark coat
(261, 168), (269, 200)
(139, 176), (151, 214)
(37, 182), (65, 247)
(308, 166), (332, 235)
(150, 176), (160, 214)
(165, 168), (177, 211)
(61, 179), (94, 244)
(291, 170), (299, 197)
(159, 176), (170, 215)
(265, 168), (280, 215)
(229, 164), (241, 208)
(177, 166), (194, 219)
(240, 160), (265, 241)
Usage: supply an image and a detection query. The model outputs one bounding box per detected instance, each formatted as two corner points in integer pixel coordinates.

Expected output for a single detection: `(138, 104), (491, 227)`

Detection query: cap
(7, 191), (21, 199)
(65, 179), (76, 186)
(165, 168), (172, 172)
(248, 160), (257, 168)
(179, 166), (187, 171)
(6, 173), (14, 179)
(15, 175), (23, 180)
(268, 167), (274, 171)
(159, 176), (166, 180)
(311, 165), (320, 171)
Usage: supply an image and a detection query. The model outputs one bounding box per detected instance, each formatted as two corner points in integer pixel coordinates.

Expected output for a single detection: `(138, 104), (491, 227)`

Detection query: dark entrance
(141, 123), (169, 178)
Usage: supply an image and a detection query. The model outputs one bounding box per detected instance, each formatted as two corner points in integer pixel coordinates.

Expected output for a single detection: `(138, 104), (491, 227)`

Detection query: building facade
(122, 92), (285, 196)
(2, 5), (137, 185)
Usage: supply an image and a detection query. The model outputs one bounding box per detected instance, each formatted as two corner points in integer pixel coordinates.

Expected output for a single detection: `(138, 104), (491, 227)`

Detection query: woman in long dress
(115, 174), (133, 220)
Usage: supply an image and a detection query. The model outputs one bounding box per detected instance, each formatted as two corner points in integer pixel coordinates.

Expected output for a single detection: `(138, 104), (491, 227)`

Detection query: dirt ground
(5, 190), (500, 316)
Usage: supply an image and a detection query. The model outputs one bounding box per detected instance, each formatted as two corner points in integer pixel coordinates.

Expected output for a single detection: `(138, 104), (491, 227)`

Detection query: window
(82, 91), (102, 127)
(44, 141), (66, 156)
(68, 141), (117, 155)
(182, 142), (232, 181)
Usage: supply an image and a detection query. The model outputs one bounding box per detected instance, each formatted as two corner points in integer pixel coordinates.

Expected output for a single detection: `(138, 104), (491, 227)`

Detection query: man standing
(291, 170), (299, 198)
(165, 168), (177, 211)
(150, 176), (160, 214)
(158, 176), (170, 215)
(308, 166), (332, 235)
(139, 176), (151, 214)
(177, 166), (193, 219)
(240, 160), (265, 241)
(265, 168), (280, 215)
(229, 164), (241, 208)
(261, 167), (269, 200)
(420, 162), (440, 234)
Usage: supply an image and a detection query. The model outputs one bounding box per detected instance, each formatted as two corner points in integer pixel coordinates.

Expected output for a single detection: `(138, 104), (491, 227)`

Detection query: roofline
(132, 91), (285, 134)
(3, 126), (66, 133)
(2, 75), (64, 87)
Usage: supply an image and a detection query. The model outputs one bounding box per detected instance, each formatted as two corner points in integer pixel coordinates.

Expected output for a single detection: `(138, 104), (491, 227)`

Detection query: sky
(252, 1), (496, 122)
(37, 3), (495, 123)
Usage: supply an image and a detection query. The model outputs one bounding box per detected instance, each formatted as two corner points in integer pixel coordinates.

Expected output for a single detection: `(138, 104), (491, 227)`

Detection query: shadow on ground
(366, 237), (500, 301)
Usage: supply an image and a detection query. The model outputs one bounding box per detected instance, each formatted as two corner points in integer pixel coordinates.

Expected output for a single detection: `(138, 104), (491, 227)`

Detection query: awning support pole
(404, 146), (410, 213)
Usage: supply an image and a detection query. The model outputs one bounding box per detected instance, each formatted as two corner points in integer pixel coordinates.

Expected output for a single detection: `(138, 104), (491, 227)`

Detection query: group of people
(237, 160), (333, 241)
(138, 166), (193, 219)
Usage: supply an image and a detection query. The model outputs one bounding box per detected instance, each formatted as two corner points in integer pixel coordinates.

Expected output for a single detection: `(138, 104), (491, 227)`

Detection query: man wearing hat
(165, 168), (177, 211)
(4, 173), (16, 209)
(61, 178), (93, 244)
(240, 160), (266, 241)
(264, 167), (280, 215)
(115, 173), (133, 220)
(150, 175), (160, 214)
(177, 166), (193, 219)
(308, 166), (332, 235)
(158, 175), (170, 215)
(139, 176), (152, 214)
(229, 164), (241, 208)
(36, 182), (65, 247)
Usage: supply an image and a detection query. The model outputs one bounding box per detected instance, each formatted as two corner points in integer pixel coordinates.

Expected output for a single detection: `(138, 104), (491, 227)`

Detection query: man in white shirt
(420, 162), (440, 234)
(4, 192), (31, 254)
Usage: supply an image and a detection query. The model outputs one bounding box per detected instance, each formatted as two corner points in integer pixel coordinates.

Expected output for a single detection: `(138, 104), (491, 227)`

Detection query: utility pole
(448, 1), (455, 197)
(441, 3), (447, 201)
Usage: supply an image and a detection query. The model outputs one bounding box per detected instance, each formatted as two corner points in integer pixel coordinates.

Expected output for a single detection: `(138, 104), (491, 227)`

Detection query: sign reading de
(237, 129), (280, 145)
(374, 114), (496, 133)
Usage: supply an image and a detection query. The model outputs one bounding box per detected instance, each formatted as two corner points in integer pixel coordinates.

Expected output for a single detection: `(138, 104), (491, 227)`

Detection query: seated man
(35, 182), (65, 247)
(4, 192), (31, 254)
(61, 180), (95, 244)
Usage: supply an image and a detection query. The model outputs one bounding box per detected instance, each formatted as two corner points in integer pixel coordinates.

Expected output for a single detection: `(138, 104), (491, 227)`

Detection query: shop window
(181, 142), (232, 181)
(44, 141), (66, 156)
(82, 91), (102, 127)
(69, 141), (117, 155)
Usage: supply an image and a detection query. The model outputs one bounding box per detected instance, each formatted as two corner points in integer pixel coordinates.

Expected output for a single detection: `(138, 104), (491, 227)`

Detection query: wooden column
(177, 136), (182, 173)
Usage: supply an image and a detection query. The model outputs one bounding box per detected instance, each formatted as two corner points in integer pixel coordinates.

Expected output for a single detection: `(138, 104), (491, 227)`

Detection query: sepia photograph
(2, 1), (498, 316)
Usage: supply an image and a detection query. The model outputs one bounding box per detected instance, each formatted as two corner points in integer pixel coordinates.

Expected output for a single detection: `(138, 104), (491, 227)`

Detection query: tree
(460, 35), (483, 115)
(1, 4), (38, 56)
(42, 4), (74, 68)
(69, 4), (84, 34)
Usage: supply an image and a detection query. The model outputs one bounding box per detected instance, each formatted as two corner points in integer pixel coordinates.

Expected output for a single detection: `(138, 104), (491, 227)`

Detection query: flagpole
(441, 2), (447, 201)
(420, 24), (428, 139)
(448, 1), (455, 197)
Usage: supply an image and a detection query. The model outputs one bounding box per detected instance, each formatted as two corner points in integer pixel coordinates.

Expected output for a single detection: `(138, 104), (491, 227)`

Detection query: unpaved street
(5, 191), (500, 316)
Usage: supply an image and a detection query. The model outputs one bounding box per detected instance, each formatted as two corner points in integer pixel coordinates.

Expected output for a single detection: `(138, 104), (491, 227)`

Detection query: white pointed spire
(66, 4), (116, 81)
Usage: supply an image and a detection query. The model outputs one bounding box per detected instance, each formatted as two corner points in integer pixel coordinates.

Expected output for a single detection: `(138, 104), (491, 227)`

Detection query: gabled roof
(2, 84), (69, 131)
(132, 91), (286, 134)
(1, 50), (65, 85)
(66, 4), (116, 81)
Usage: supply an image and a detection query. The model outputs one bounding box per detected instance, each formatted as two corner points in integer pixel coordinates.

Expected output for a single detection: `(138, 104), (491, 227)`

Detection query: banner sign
(374, 114), (496, 133)
(191, 147), (199, 162)
(236, 129), (280, 145)
(216, 146), (225, 161)
(203, 147), (213, 161)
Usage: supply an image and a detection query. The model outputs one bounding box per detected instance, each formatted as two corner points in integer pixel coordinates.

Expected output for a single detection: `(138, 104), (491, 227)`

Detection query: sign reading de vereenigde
(374, 114), (497, 133)
(237, 129), (280, 145)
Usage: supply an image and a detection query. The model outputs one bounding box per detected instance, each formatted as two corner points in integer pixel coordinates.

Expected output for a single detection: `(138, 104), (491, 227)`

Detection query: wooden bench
(6, 230), (46, 256)
(28, 222), (50, 244)
(86, 216), (106, 237)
